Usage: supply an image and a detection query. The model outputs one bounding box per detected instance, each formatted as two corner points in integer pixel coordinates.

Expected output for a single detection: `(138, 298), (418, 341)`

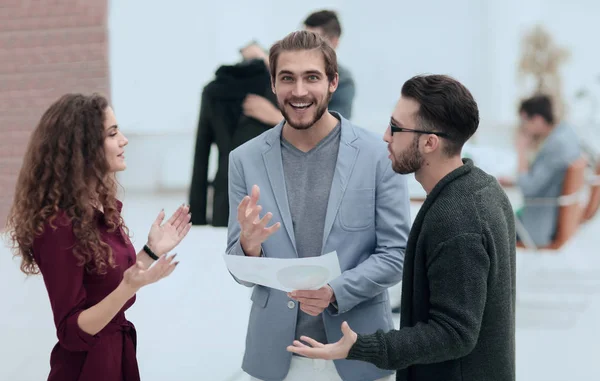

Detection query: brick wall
(0, 1), (110, 228)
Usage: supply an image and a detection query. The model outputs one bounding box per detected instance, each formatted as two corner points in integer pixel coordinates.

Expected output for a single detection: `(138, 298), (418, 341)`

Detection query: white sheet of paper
(223, 251), (342, 292)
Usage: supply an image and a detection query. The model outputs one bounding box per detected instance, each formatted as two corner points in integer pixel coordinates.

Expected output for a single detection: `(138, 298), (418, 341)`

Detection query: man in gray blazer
(226, 30), (410, 381)
(501, 94), (581, 247)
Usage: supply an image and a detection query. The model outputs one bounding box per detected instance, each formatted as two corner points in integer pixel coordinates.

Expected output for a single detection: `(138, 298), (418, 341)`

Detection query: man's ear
(328, 36), (340, 50)
(329, 73), (339, 93)
(421, 134), (441, 154)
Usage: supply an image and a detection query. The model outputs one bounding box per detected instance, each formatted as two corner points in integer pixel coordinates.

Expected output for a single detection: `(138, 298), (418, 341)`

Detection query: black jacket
(189, 59), (277, 226)
(348, 160), (516, 381)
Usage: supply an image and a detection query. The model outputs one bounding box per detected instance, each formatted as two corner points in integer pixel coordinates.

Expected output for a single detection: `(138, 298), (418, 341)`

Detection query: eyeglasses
(389, 119), (452, 139)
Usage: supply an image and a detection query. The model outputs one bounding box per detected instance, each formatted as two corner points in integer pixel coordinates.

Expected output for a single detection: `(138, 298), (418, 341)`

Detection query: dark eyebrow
(390, 117), (403, 127)
(277, 70), (324, 77)
(304, 70), (323, 76)
(106, 124), (118, 131)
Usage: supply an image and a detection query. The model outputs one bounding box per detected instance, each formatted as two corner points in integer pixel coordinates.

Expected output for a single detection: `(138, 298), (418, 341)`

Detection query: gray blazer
(226, 113), (411, 381)
(517, 123), (581, 246)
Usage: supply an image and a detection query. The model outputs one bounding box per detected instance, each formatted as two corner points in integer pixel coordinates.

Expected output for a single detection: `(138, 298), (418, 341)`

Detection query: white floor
(1, 191), (599, 381)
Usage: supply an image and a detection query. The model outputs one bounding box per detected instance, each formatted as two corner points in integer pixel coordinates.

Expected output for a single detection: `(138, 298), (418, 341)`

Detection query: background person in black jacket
(188, 58), (277, 226)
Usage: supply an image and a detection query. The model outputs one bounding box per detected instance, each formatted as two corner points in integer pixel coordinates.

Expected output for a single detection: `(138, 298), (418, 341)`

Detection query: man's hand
(288, 285), (335, 316)
(238, 185), (281, 256)
(287, 321), (357, 360)
(515, 131), (534, 174)
(497, 176), (515, 187)
(242, 94), (283, 126)
(240, 42), (268, 65)
(516, 131), (532, 155)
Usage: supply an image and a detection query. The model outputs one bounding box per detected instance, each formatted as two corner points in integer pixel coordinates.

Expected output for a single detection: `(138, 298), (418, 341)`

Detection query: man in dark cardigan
(287, 74), (516, 381)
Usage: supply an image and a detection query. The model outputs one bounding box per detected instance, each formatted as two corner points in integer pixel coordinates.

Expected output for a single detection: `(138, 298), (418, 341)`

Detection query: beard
(279, 91), (332, 130)
(390, 135), (424, 174)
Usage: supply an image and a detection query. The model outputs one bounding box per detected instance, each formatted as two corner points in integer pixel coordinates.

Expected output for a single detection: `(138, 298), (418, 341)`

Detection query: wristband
(143, 244), (160, 261)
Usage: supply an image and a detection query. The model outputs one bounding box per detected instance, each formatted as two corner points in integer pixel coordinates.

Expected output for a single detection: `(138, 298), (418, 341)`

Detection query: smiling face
(102, 106), (128, 173)
(272, 49), (338, 130)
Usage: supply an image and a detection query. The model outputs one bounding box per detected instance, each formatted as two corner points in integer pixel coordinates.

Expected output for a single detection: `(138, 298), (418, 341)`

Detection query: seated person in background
(499, 94), (581, 247)
(240, 9), (355, 124)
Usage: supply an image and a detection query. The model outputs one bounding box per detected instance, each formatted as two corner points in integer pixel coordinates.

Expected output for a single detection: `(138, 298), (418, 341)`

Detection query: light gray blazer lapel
(322, 119), (360, 250)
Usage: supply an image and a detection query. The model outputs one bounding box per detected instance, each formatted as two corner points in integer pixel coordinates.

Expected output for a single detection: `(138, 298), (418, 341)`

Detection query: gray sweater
(348, 159), (516, 381)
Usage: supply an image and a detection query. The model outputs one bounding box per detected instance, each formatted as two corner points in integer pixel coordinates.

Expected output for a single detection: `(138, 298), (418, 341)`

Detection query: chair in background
(516, 156), (588, 251)
(581, 160), (600, 222)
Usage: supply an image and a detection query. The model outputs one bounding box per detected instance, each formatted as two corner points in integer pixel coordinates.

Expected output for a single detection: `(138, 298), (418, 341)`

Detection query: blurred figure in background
(189, 48), (276, 227)
(303, 10), (355, 119)
(499, 94), (581, 247)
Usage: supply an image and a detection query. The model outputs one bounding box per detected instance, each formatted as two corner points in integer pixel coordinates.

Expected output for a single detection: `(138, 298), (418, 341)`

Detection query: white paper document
(223, 251), (342, 292)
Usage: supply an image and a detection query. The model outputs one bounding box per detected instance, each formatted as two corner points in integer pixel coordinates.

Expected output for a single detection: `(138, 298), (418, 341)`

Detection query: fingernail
(175, 261), (180, 266)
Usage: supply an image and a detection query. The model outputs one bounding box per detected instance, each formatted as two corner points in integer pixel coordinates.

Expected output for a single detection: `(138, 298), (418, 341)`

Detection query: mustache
(286, 98), (314, 104)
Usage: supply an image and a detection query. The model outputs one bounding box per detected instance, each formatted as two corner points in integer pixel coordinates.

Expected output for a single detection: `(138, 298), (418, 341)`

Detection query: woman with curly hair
(5, 93), (192, 381)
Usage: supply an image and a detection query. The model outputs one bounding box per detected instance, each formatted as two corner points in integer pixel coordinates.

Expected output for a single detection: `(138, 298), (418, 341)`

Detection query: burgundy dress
(32, 202), (140, 381)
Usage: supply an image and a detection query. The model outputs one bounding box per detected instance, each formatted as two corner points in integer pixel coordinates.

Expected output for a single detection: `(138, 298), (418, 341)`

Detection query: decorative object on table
(517, 24), (570, 122)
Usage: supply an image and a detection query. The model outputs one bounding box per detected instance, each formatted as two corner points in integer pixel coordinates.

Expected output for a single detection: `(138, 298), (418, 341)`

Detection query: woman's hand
(123, 253), (179, 292)
(147, 204), (192, 256)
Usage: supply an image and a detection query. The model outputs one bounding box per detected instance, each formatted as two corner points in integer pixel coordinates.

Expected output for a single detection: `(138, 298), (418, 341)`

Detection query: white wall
(540, 0), (600, 126)
(482, 0), (600, 126)
(108, 0), (600, 192)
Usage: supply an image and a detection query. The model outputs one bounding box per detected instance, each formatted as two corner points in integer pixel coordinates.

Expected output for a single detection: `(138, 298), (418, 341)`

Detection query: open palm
(147, 204), (191, 257)
(123, 253), (178, 290)
(286, 321), (357, 360)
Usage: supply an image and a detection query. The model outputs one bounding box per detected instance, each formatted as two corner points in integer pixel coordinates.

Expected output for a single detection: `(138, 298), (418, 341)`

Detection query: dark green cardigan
(348, 159), (516, 381)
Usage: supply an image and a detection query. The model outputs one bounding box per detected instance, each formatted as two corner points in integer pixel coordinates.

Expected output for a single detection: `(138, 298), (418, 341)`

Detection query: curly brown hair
(5, 93), (129, 276)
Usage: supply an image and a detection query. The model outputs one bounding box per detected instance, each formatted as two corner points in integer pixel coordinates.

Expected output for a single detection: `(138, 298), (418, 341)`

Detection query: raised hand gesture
(147, 204), (192, 257)
(123, 253), (179, 291)
(238, 185), (280, 256)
